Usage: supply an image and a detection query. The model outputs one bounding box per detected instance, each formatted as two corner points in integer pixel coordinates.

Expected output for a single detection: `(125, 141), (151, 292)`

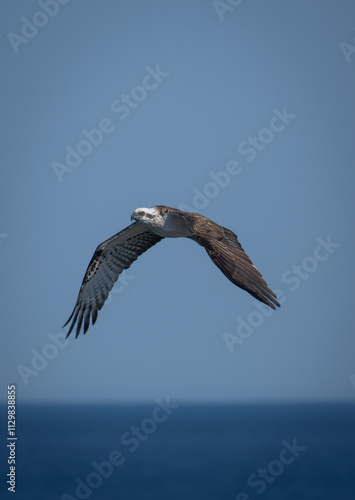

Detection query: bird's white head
(131, 207), (163, 227)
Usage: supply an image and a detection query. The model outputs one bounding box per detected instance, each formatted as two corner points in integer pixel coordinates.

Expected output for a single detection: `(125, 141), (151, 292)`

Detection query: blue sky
(1, 0), (355, 403)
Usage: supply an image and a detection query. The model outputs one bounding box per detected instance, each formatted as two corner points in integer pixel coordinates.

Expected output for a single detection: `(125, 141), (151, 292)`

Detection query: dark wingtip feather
(64, 306), (80, 338)
(258, 289), (280, 310)
(65, 320), (75, 339)
(63, 308), (75, 329)
(266, 292), (280, 309)
(75, 310), (84, 339)
(83, 308), (90, 335)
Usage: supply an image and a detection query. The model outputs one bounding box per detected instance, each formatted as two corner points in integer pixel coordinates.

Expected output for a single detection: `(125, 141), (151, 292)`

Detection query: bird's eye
(138, 211), (145, 216)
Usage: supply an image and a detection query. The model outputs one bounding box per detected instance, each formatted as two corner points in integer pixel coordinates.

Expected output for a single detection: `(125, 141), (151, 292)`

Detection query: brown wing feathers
(188, 214), (280, 310)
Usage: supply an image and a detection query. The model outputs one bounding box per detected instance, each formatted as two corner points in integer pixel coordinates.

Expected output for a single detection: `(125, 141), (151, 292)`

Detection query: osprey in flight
(64, 206), (279, 337)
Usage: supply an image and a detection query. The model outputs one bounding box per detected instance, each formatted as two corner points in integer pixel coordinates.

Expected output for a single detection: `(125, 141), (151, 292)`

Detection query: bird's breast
(151, 213), (193, 238)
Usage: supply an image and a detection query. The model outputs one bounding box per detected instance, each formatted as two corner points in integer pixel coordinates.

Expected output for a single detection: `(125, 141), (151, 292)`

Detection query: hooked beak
(131, 213), (137, 221)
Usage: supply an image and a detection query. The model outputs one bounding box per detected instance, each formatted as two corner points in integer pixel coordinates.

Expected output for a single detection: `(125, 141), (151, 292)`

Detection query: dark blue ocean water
(1, 403), (355, 500)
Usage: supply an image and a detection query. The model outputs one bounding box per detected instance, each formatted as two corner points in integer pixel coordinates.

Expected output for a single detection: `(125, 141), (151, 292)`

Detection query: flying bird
(64, 206), (279, 337)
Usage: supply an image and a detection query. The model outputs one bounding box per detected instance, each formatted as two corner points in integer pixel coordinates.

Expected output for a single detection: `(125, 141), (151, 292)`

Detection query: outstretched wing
(175, 211), (280, 310)
(64, 224), (163, 338)
(201, 229), (279, 309)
